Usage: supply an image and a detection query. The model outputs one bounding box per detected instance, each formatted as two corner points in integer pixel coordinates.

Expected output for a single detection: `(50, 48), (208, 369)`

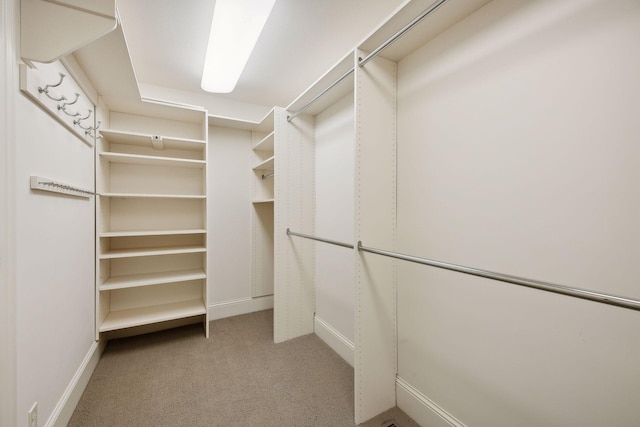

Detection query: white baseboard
(208, 295), (274, 320)
(48, 340), (106, 427)
(396, 377), (467, 427)
(313, 315), (354, 367)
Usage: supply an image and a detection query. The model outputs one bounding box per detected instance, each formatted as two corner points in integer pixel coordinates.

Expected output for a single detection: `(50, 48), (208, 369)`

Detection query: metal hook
(37, 73), (67, 101)
(38, 73), (65, 93)
(73, 110), (93, 126)
(58, 93), (80, 110)
(58, 93), (81, 117)
(83, 120), (101, 135)
(87, 129), (103, 139)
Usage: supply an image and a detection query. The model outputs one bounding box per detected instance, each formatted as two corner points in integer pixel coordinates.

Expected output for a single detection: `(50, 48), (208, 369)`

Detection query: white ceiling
(114, 0), (406, 114)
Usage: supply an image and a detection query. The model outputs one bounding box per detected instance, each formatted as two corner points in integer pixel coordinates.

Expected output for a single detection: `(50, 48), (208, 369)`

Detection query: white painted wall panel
(396, 0), (640, 425)
(207, 126), (252, 304)
(1, 1), (17, 425)
(314, 94), (355, 343)
(15, 93), (95, 426)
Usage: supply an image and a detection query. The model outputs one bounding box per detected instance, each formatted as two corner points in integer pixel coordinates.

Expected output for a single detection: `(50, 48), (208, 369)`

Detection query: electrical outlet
(28, 402), (37, 427)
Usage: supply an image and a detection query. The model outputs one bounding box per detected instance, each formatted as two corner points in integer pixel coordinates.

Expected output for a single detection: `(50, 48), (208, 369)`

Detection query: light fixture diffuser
(201, 0), (276, 93)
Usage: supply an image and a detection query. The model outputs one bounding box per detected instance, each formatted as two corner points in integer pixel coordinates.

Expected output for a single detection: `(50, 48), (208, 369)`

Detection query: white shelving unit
(96, 111), (209, 338)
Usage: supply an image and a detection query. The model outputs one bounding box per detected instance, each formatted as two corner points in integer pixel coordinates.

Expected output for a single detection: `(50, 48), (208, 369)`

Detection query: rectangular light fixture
(201, 0), (277, 93)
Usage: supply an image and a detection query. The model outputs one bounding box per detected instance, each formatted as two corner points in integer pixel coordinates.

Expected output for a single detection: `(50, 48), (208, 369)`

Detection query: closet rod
(357, 241), (640, 312)
(358, 0), (449, 67)
(287, 228), (354, 249)
(287, 67), (355, 122)
(262, 172), (275, 180)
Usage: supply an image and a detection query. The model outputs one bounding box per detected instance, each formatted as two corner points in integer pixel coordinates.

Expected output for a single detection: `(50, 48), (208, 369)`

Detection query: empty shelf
(99, 299), (206, 332)
(100, 152), (206, 168)
(100, 129), (206, 151)
(100, 269), (207, 291)
(253, 156), (275, 171)
(253, 131), (274, 152)
(100, 245), (207, 259)
(253, 199), (275, 204)
(100, 193), (206, 199)
(100, 229), (206, 238)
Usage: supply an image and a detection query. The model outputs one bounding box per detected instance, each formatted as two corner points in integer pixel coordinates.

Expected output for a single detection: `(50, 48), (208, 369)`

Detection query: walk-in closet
(3, 0), (640, 426)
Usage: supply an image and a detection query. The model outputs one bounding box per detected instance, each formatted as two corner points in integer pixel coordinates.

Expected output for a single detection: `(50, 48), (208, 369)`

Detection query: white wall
(314, 94), (355, 344)
(1, 0), (17, 426)
(15, 85), (96, 425)
(396, 0), (640, 425)
(207, 126), (253, 314)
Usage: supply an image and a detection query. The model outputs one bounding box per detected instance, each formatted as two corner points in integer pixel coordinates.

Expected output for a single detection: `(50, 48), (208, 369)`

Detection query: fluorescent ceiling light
(201, 0), (276, 93)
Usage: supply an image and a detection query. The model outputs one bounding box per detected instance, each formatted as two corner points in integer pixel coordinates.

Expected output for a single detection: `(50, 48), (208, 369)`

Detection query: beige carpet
(69, 310), (418, 426)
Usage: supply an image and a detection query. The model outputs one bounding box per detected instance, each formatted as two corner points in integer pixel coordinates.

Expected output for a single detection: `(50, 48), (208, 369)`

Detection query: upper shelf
(253, 132), (274, 152)
(285, 0), (491, 120)
(208, 107), (275, 133)
(208, 115), (261, 131)
(357, 0), (492, 63)
(21, 0), (117, 63)
(100, 129), (206, 151)
(286, 52), (355, 118)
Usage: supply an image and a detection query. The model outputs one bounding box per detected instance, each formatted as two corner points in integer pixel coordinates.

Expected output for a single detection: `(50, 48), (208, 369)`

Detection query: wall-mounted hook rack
(21, 61), (95, 147)
(30, 175), (94, 199)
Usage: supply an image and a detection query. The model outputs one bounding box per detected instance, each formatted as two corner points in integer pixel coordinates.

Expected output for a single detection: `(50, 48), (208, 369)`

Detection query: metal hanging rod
(359, 0), (449, 67)
(287, 67), (355, 122)
(357, 242), (640, 312)
(262, 172), (275, 180)
(287, 228), (354, 249)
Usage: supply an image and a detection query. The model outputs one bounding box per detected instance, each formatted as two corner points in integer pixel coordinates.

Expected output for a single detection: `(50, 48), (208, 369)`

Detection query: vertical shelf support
(354, 49), (398, 423)
(273, 107), (316, 343)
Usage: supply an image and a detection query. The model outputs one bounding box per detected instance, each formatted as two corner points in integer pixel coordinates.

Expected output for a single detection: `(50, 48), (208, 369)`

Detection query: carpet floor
(68, 310), (419, 427)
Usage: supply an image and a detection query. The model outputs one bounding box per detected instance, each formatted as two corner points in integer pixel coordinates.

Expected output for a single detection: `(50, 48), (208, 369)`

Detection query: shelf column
(274, 107), (316, 343)
(354, 49), (398, 423)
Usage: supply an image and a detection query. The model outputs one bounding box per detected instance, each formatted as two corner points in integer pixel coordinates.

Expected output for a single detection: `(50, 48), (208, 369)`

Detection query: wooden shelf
(253, 132), (274, 152)
(253, 156), (275, 171)
(253, 199), (275, 204)
(100, 129), (206, 151)
(100, 269), (207, 291)
(100, 152), (206, 168)
(357, 0), (491, 63)
(100, 245), (207, 259)
(99, 229), (206, 238)
(100, 193), (206, 199)
(207, 114), (260, 131)
(98, 299), (206, 332)
(286, 52), (355, 117)
(255, 108), (275, 133)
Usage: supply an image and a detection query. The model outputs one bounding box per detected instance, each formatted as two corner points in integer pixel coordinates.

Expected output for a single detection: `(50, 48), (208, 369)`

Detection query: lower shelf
(99, 299), (206, 332)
